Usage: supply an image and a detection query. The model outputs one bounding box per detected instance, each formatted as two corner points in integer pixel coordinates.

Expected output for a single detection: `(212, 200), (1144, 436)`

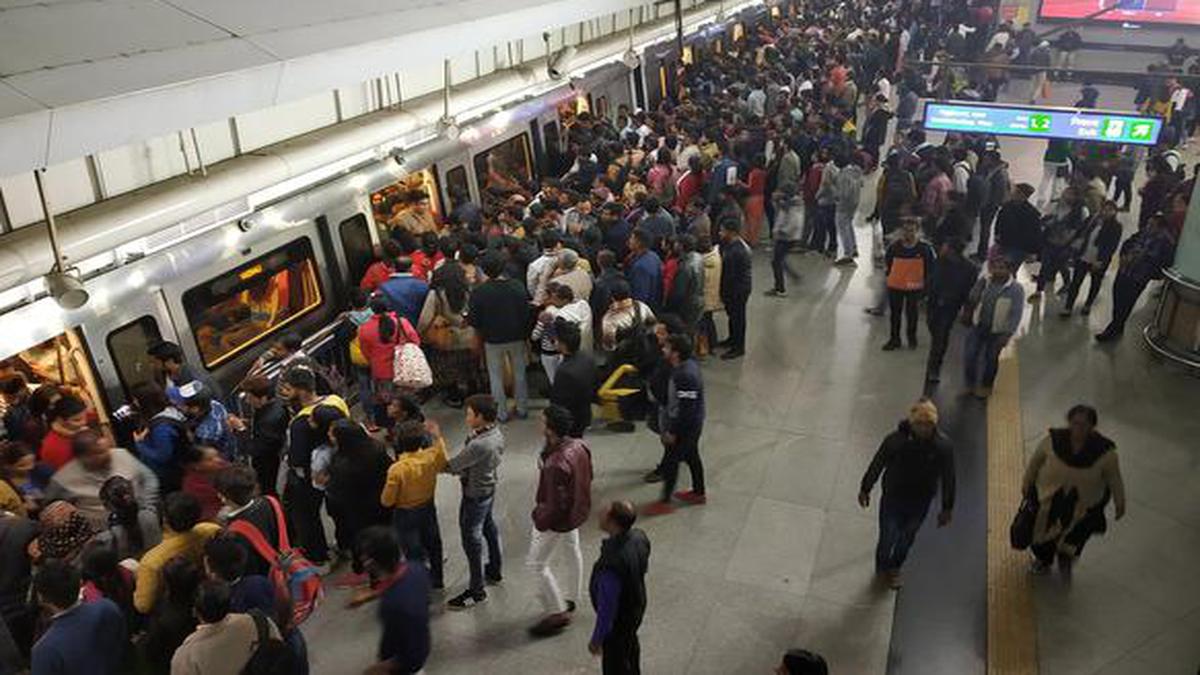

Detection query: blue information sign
(922, 101), (1163, 146)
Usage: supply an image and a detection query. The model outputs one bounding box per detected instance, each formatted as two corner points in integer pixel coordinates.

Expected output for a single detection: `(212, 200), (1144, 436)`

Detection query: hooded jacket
(860, 420), (956, 510)
(532, 437), (593, 533)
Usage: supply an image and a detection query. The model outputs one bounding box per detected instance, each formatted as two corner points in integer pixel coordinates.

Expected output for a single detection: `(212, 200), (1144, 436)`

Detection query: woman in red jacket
(741, 154), (768, 247)
(357, 298), (419, 425)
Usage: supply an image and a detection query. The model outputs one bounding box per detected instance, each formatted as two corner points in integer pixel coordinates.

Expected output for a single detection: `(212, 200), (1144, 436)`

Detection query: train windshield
(370, 168), (442, 236)
(473, 133), (533, 207)
(182, 238), (323, 369)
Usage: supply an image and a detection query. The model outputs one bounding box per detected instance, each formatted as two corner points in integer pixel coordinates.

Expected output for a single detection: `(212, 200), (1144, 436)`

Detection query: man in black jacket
(858, 400), (955, 589)
(214, 464), (282, 578)
(228, 376), (286, 496)
(924, 239), (980, 387)
(469, 252), (533, 422)
(549, 321), (598, 438)
(994, 183), (1042, 271)
(718, 219), (752, 360)
(588, 500), (650, 675)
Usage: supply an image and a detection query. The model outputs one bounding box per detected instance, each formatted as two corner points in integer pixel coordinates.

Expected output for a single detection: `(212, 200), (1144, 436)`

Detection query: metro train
(0, 2), (775, 427)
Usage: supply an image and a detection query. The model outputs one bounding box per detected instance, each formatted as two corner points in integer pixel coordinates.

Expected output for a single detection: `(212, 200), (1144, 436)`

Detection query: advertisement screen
(1039, 0), (1200, 26)
(922, 101), (1164, 146)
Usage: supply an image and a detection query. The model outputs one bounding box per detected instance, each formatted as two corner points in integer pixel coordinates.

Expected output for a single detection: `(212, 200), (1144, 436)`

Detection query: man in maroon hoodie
(526, 405), (594, 637)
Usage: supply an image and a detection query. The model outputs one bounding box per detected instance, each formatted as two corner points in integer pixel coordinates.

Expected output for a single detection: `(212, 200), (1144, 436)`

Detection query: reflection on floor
(300, 79), (1200, 674)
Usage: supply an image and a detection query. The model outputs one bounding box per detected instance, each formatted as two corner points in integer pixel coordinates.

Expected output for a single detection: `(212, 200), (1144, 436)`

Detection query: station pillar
(1144, 178), (1200, 372)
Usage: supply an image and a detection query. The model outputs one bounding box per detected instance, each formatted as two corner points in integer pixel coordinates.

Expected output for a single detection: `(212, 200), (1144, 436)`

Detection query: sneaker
(1094, 330), (1121, 343)
(972, 386), (992, 400)
(642, 470), (664, 484)
(642, 501), (676, 516)
(764, 288), (788, 297)
(864, 306), (885, 317)
(528, 612), (571, 637)
(834, 257), (858, 267)
(720, 349), (745, 360)
(673, 490), (707, 505)
(881, 340), (901, 351)
(1028, 292), (1042, 302)
(447, 589), (487, 610)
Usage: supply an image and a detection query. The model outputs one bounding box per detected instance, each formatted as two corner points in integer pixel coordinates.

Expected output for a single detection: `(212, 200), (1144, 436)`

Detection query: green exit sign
(1129, 122), (1154, 141)
(1028, 114), (1052, 132)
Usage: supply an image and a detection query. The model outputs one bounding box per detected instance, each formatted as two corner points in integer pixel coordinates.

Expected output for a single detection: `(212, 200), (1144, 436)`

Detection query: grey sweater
(446, 426), (504, 499)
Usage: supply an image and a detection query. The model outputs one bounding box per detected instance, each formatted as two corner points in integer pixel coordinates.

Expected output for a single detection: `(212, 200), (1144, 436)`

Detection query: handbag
(1009, 489), (1039, 550)
(392, 342), (433, 389)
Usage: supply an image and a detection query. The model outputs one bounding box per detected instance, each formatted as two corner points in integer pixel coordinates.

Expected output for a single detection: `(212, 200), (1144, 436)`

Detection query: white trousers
(525, 527), (582, 614)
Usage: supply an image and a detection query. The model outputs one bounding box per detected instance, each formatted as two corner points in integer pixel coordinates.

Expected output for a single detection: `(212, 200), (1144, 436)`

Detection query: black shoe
(882, 340), (901, 351)
(566, 600), (576, 613)
(607, 420), (636, 433)
(447, 589), (487, 610)
(1094, 330), (1121, 343)
(907, 336), (918, 349)
(720, 349), (745, 360)
(1080, 304), (1092, 316)
(485, 571), (503, 586)
(528, 613), (571, 637)
(715, 339), (734, 348)
(643, 470), (664, 483)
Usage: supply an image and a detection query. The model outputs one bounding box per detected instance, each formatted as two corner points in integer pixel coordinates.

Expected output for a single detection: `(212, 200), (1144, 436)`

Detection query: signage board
(922, 101), (1163, 146)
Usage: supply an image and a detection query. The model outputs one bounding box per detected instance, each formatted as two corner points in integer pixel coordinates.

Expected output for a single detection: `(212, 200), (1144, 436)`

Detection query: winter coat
(532, 437), (593, 533)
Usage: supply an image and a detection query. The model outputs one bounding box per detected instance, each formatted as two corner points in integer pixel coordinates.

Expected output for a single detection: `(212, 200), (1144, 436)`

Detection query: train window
(596, 96), (609, 120)
(473, 133), (533, 204)
(444, 166), (470, 205)
(770, 5), (781, 18)
(659, 66), (669, 100)
(369, 168), (442, 235)
(2, 330), (109, 425)
(183, 238), (323, 369)
(682, 45), (694, 65)
(338, 214), (374, 288)
(106, 316), (162, 398)
(542, 121), (563, 177)
(733, 23), (745, 43)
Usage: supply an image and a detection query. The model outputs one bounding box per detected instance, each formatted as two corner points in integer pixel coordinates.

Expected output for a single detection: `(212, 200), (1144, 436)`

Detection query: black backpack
(241, 611), (301, 675)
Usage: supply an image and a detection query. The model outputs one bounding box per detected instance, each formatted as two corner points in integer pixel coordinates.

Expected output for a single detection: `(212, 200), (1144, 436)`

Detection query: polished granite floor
(299, 79), (1200, 674)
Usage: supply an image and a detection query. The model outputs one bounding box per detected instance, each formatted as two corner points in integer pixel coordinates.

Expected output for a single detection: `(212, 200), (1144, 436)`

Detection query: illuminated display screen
(1039, 0), (1199, 26)
(922, 102), (1163, 146)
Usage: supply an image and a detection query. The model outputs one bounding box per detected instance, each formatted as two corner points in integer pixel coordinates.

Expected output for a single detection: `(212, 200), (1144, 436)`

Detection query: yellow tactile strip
(987, 348), (1039, 675)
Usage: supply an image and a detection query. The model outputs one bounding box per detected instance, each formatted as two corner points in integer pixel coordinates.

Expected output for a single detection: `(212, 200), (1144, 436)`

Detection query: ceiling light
(44, 269), (88, 310)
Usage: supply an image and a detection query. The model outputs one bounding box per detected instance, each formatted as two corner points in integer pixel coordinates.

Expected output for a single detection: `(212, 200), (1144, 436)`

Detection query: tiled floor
(299, 77), (1200, 675)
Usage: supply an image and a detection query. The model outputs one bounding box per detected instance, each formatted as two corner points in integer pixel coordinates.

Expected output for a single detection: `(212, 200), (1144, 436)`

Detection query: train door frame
(84, 289), (180, 408)
(631, 64), (646, 111)
(434, 153), (476, 211)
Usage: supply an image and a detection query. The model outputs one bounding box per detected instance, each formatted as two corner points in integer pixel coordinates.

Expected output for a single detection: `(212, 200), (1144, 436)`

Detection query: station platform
(298, 82), (1200, 675)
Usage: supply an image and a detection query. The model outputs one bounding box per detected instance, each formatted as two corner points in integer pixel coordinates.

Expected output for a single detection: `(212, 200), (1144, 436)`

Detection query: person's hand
(937, 510), (953, 527)
(857, 491), (870, 508)
(589, 642), (603, 656)
(1115, 502), (1126, 521)
(227, 415), (246, 432)
(662, 432), (677, 446)
(133, 428), (149, 443)
(425, 419), (442, 438)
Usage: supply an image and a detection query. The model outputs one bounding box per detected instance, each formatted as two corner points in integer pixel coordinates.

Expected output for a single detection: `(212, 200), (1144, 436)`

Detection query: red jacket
(674, 170), (704, 213)
(359, 261), (393, 292)
(357, 313), (420, 381)
(410, 251), (444, 282)
(532, 438), (593, 533)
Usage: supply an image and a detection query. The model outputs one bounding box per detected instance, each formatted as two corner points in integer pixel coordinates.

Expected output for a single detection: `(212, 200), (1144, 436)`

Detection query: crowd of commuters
(0, 0), (1181, 672)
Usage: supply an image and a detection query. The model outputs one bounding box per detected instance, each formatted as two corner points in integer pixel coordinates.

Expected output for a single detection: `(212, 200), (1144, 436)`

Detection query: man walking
(962, 256), (1025, 399)
(469, 253), (532, 422)
(718, 220), (752, 359)
(548, 321), (598, 438)
(924, 238), (979, 387)
(644, 335), (705, 515)
(588, 501), (651, 675)
(527, 405), (594, 637)
(858, 399), (955, 589)
(444, 395), (505, 609)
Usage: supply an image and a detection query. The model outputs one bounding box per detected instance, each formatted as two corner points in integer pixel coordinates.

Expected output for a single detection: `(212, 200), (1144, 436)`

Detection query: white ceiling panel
(0, 0), (232, 76)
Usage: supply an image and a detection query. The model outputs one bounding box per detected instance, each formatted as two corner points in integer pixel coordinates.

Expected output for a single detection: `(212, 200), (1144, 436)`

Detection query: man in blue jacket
(31, 559), (127, 675)
(377, 256), (429, 327)
(644, 334), (705, 516)
(626, 229), (663, 313)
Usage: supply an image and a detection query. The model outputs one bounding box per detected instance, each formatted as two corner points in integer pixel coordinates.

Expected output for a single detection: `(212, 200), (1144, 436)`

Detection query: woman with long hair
(324, 420), (392, 573)
(95, 475), (161, 560)
(357, 297), (419, 427)
(418, 256), (483, 407)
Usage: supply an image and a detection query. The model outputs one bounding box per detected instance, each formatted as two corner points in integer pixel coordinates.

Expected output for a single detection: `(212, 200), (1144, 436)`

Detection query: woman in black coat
(324, 420), (392, 563)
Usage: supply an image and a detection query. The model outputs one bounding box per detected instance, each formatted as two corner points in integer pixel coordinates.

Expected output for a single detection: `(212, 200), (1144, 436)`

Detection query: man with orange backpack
(882, 220), (936, 351)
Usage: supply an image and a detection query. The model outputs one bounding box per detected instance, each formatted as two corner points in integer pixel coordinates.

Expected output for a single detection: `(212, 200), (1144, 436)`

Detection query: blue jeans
(963, 327), (1006, 388)
(394, 502), (444, 587)
(483, 341), (528, 419)
(876, 497), (931, 573)
(459, 494), (502, 593)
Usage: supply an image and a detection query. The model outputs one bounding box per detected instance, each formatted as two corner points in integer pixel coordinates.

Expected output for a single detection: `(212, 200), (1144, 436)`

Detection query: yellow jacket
(380, 438), (448, 509)
(134, 522), (221, 613)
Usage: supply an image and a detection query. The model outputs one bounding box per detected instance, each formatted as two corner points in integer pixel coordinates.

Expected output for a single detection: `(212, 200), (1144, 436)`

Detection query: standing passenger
(469, 253), (532, 423)
(644, 335), (705, 516)
(588, 501), (650, 675)
(444, 395), (505, 610)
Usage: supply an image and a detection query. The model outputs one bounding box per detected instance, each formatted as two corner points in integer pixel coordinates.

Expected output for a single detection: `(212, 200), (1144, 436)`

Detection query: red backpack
(227, 496), (323, 628)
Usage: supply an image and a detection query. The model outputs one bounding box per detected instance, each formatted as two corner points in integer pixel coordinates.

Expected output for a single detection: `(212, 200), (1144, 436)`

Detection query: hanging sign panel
(922, 101), (1164, 146)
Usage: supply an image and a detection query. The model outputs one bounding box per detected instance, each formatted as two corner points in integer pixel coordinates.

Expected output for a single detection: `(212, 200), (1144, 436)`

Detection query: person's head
(1060, 186), (1079, 206)
(193, 579), (232, 625)
(132, 381), (170, 417)
(0, 373), (28, 405)
(33, 559), (81, 613)
(609, 280), (632, 306)
(464, 394), (498, 429)
(394, 256), (414, 274)
(1066, 404), (1098, 442)
(907, 398), (939, 439)
(557, 248), (580, 274)
(720, 217), (742, 242)
(271, 333), (303, 359)
(308, 404), (346, 440)
(553, 318), (582, 356)
(776, 649), (829, 675)
(183, 445), (224, 474)
(629, 228), (653, 254)
(49, 394), (88, 435)
(179, 384), (213, 420)
(386, 394), (424, 424)
(241, 376), (275, 409)
(161, 556), (203, 605)
(654, 313), (686, 347)
(480, 251), (507, 280)
(147, 341), (185, 377)
(29, 384), (63, 420)
(355, 525), (401, 578)
(644, 196), (661, 214)
(99, 475), (138, 516)
(163, 491), (202, 534)
(392, 420), (429, 455)
(541, 405), (575, 446)
(599, 500), (637, 535)
(0, 441), (34, 478)
(939, 237), (966, 260)
(900, 218), (920, 244)
(596, 249), (617, 272)
(548, 282), (575, 308)
(80, 541), (121, 590)
(279, 367), (318, 406)
(1011, 183), (1035, 203)
(71, 428), (113, 472)
(1100, 199), (1118, 220)
(204, 535), (248, 582)
(329, 418), (371, 454)
(213, 464), (258, 508)
(663, 333), (694, 365)
(987, 255), (1013, 283)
